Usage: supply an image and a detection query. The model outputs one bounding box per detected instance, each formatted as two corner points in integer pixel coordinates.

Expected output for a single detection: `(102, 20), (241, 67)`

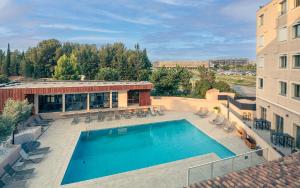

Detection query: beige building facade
(256, 0), (300, 148)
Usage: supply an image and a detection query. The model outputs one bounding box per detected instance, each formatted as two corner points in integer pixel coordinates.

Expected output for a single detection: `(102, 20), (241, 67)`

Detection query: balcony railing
(187, 148), (268, 186)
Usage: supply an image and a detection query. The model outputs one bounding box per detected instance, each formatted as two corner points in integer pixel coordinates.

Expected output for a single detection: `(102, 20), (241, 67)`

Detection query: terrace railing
(187, 148), (269, 186)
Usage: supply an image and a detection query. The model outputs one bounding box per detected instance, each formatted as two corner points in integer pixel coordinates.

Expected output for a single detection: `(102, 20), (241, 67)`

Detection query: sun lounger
(0, 179), (27, 188)
(198, 108), (209, 118)
(28, 118), (48, 127)
(37, 114), (54, 122)
(3, 164), (34, 181)
(214, 116), (225, 126)
(156, 107), (165, 116)
(27, 147), (50, 155)
(71, 116), (80, 125)
(123, 111), (132, 119)
(97, 113), (104, 122)
(194, 107), (204, 115)
(19, 150), (45, 163)
(224, 122), (236, 133)
(85, 114), (91, 123)
(150, 107), (156, 116)
(209, 114), (220, 124)
(114, 112), (121, 120)
(106, 113), (113, 121)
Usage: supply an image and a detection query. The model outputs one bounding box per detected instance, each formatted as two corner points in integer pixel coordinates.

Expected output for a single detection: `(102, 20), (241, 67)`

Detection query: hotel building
(256, 0), (300, 148)
(0, 81), (153, 115)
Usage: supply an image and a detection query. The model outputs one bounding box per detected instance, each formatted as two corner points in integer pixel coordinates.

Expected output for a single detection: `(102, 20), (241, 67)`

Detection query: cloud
(154, 0), (214, 6)
(39, 24), (120, 33)
(98, 11), (158, 25)
(221, 0), (269, 23)
(0, 27), (15, 37)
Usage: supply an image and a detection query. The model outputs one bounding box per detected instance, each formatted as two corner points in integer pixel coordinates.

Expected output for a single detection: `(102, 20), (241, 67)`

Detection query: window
(38, 95), (62, 113)
(280, 0), (287, 15)
(279, 81), (287, 96)
(65, 94), (87, 111)
(275, 114), (284, 133)
(89, 92), (110, 109)
(259, 14), (264, 26)
(258, 56), (265, 68)
(128, 90), (139, 105)
(293, 23), (300, 38)
(293, 54), (300, 68)
(258, 35), (264, 47)
(292, 83), (300, 99)
(260, 107), (267, 120)
(112, 92), (118, 108)
(258, 78), (264, 89)
(278, 27), (287, 41)
(279, 55), (287, 68)
(296, 0), (300, 7)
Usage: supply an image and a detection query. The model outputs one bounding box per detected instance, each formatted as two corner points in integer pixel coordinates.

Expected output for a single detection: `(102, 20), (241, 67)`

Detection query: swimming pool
(61, 119), (235, 185)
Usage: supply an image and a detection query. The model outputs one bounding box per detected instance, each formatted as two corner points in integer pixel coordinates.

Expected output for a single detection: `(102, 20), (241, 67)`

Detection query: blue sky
(0, 0), (269, 61)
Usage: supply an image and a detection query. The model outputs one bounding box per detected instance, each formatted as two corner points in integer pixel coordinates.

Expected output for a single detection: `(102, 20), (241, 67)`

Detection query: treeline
(151, 66), (232, 98)
(0, 39), (152, 81)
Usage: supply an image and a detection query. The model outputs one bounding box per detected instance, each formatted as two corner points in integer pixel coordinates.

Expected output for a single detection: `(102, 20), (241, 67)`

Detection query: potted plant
(213, 106), (220, 114)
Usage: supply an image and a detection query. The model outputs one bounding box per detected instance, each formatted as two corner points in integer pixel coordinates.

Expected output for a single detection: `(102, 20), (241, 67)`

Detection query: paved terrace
(26, 111), (251, 188)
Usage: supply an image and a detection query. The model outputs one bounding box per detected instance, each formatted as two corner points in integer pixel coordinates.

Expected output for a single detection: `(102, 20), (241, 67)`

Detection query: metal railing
(187, 148), (269, 186)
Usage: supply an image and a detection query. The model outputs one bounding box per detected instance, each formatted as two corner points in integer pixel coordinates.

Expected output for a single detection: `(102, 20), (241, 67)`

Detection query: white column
(110, 91), (113, 108)
(87, 93), (90, 111)
(34, 94), (39, 114)
(62, 94), (66, 112)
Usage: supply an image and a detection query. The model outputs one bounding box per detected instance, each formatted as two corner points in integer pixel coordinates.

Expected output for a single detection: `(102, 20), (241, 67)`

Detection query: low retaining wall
(0, 145), (21, 177)
(151, 97), (219, 112)
(220, 104), (281, 161)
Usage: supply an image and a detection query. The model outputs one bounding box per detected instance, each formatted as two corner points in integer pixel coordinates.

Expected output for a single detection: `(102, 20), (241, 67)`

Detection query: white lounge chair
(194, 107), (204, 115)
(215, 116), (225, 126)
(224, 121), (236, 133)
(209, 114), (220, 124)
(198, 108), (209, 118)
(19, 150), (45, 163)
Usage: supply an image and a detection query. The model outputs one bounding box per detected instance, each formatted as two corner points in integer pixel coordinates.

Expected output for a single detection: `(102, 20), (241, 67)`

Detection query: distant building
(153, 61), (209, 70)
(209, 58), (250, 67)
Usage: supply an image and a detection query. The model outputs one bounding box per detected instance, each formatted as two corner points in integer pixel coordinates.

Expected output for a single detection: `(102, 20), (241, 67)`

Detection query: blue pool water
(61, 119), (235, 185)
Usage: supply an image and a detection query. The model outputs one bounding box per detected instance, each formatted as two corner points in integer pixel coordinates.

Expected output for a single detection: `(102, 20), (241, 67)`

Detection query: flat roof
(0, 81), (152, 89)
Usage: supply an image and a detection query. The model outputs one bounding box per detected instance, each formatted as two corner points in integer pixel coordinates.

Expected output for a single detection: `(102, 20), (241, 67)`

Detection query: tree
(32, 39), (61, 78)
(0, 50), (5, 74)
(193, 79), (213, 98)
(2, 99), (33, 144)
(213, 81), (232, 92)
(3, 43), (11, 76)
(53, 54), (80, 80)
(96, 67), (120, 81)
(137, 69), (151, 81)
(10, 50), (22, 76)
(74, 45), (99, 80)
(0, 75), (9, 83)
(0, 116), (15, 142)
(150, 67), (180, 95)
(175, 66), (193, 95)
(197, 65), (215, 83)
(20, 58), (33, 78)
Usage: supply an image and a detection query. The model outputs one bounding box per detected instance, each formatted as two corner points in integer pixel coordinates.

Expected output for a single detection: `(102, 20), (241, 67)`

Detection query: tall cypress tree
(3, 43), (11, 76)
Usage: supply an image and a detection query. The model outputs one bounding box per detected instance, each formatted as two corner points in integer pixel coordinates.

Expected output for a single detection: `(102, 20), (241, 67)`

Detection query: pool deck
(25, 111), (251, 188)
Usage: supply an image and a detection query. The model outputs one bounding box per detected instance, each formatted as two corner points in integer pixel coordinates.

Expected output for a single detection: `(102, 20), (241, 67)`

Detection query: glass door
(260, 107), (267, 120)
(296, 125), (300, 149)
(275, 114), (284, 133)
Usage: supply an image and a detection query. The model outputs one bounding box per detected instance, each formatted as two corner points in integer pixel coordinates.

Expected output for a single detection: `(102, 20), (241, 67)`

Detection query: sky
(0, 0), (270, 61)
